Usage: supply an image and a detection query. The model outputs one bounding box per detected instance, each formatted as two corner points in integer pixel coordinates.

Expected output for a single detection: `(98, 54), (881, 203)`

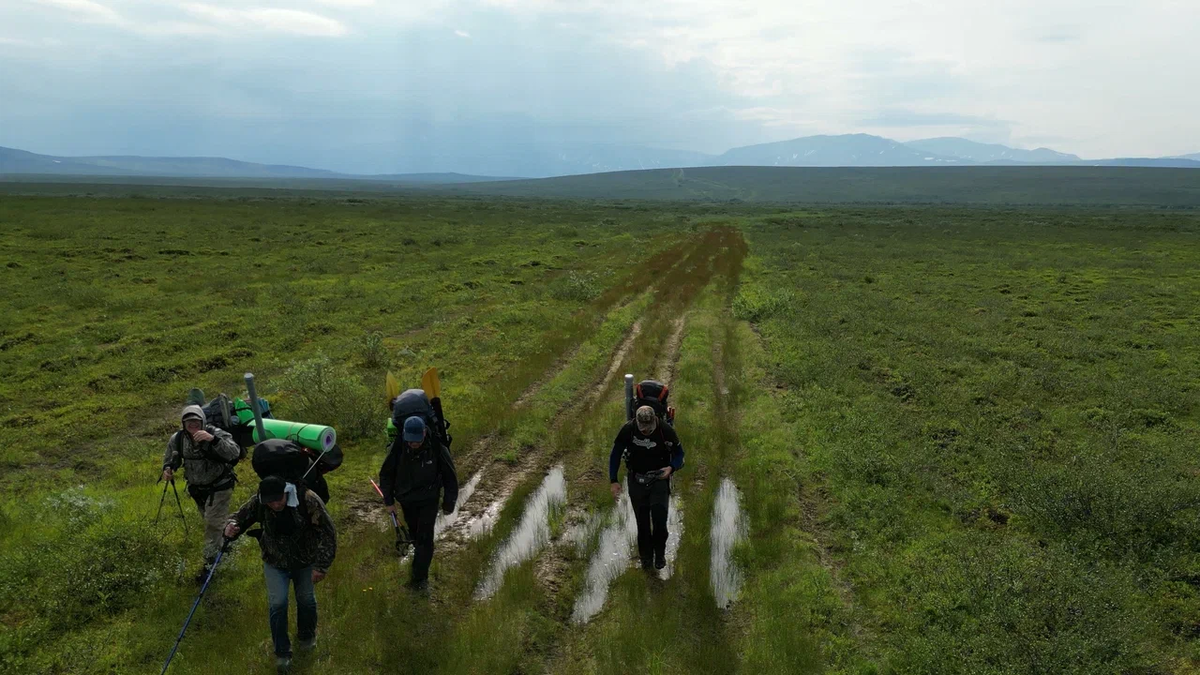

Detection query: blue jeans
(263, 563), (317, 658)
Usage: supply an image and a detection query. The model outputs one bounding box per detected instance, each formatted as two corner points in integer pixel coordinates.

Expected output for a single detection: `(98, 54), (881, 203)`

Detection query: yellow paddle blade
(421, 367), (441, 400)
(385, 371), (400, 404)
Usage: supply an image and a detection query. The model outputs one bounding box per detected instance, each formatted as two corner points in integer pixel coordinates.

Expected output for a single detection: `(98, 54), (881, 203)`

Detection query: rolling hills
(440, 166), (1200, 207)
(4, 135), (1198, 182)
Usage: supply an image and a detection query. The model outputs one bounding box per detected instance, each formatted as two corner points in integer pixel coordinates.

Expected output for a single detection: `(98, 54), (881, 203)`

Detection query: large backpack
(191, 391), (276, 456)
(390, 388), (451, 448)
(251, 438), (333, 505)
(631, 379), (676, 427)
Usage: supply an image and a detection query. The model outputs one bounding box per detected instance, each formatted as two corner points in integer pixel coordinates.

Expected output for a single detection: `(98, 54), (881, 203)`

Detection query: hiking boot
(297, 636), (317, 652)
(275, 656), (292, 673)
(654, 552), (666, 570)
(193, 563), (213, 586)
(640, 556), (654, 571)
(408, 578), (430, 594)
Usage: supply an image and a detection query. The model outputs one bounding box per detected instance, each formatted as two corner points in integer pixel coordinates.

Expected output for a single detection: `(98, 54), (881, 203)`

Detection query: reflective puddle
(571, 496), (638, 623)
(434, 471), (483, 537)
(710, 477), (747, 609)
(475, 466), (567, 600)
(572, 494), (685, 623)
(657, 495), (683, 581)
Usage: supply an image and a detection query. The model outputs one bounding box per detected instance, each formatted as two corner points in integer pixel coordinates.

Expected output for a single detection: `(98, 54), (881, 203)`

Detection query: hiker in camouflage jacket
(225, 476), (337, 670)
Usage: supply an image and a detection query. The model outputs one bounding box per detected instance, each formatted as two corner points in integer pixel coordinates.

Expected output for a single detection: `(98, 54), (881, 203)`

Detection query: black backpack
(631, 379), (676, 427)
(250, 439), (333, 505)
(391, 388), (451, 448)
(196, 391), (273, 455)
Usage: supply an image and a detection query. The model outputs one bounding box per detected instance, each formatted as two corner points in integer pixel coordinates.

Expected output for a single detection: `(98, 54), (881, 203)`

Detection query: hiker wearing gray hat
(161, 404), (242, 584)
(379, 415), (459, 591)
(609, 405), (685, 570)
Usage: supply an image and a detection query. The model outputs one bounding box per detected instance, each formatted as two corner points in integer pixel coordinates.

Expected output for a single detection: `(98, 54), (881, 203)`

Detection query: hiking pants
(189, 485), (232, 564)
(627, 476), (671, 562)
(264, 563), (317, 658)
(400, 499), (439, 584)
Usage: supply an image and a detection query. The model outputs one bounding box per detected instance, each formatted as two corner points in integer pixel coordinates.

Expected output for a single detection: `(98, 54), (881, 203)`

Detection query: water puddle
(466, 498), (503, 539)
(564, 510), (607, 555)
(710, 477), (747, 609)
(434, 471), (483, 537)
(657, 495), (684, 581)
(571, 496), (638, 624)
(571, 494), (686, 623)
(475, 466), (567, 600)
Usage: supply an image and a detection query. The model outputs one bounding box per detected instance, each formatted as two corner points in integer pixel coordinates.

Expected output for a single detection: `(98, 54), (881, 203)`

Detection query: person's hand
(610, 482), (621, 500)
(312, 569), (327, 584)
(224, 522), (240, 539)
(191, 429), (214, 443)
(386, 504), (396, 516)
(161, 467), (174, 483)
(442, 504), (454, 515)
(660, 467), (673, 479)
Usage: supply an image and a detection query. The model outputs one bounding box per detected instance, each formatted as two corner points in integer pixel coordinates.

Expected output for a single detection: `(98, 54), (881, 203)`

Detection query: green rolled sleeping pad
(251, 418), (338, 454)
(230, 396), (336, 453)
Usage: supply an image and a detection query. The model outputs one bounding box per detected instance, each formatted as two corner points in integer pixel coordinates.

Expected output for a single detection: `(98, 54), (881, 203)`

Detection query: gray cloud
(1, 0), (1198, 164)
(858, 110), (1013, 129)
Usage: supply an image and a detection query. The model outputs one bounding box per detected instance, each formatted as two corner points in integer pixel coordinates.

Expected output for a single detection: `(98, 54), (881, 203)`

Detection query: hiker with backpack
(162, 404), (243, 583)
(224, 475), (337, 673)
(379, 415), (458, 591)
(609, 404), (685, 570)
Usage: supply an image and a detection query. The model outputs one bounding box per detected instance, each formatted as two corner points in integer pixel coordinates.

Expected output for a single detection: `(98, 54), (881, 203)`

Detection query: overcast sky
(1, 0), (1197, 171)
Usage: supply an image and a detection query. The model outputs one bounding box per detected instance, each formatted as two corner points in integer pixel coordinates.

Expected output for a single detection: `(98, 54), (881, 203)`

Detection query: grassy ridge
(737, 207), (1200, 672)
(4, 166), (1200, 207)
(447, 166), (1200, 207)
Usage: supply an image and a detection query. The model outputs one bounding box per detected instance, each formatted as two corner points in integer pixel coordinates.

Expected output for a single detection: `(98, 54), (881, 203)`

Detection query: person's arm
(224, 495), (260, 539)
(379, 441), (399, 506)
(609, 425), (629, 483)
(666, 427), (685, 473)
(163, 432), (183, 471)
(609, 425), (632, 499)
(308, 492), (338, 574)
(209, 427), (241, 462)
(438, 443), (459, 514)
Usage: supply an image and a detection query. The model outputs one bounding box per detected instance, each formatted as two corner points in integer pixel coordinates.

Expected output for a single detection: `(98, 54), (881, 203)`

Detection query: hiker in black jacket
(610, 405), (685, 570)
(379, 415), (458, 590)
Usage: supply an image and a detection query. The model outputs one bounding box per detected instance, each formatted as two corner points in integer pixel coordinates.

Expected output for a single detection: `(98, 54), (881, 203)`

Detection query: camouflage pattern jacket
(229, 488), (337, 573)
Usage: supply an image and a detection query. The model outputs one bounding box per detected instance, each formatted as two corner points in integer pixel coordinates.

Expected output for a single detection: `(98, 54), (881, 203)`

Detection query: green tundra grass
(1, 194), (1199, 674)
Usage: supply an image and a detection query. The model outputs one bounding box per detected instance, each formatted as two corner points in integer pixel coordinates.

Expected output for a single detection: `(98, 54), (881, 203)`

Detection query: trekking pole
(628, 372), (638, 420)
(370, 479), (410, 553)
(302, 446), (332, 481)
(154, 479), (169, 526)
(170, 479), (190, 536)
(243, 373), (268, 444)
(160, 538), (229, 675)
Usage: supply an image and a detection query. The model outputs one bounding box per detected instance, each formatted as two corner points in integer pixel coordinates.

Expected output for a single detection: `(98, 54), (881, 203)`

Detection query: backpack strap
(178, 427), (239, 486)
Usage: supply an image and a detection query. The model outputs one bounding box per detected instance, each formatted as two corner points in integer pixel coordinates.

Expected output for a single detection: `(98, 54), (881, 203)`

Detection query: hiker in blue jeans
(226, 476), (337, 673)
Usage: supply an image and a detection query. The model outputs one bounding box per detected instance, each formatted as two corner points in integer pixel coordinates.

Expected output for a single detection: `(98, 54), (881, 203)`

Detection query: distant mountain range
(2, 134), (1197, 180)
(0, 146), (509, 183)
(904, 137), (1080, 164)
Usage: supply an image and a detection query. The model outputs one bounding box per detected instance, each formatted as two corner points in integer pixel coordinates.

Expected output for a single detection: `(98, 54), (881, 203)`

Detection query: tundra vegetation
(0, 193), (1197, 674)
